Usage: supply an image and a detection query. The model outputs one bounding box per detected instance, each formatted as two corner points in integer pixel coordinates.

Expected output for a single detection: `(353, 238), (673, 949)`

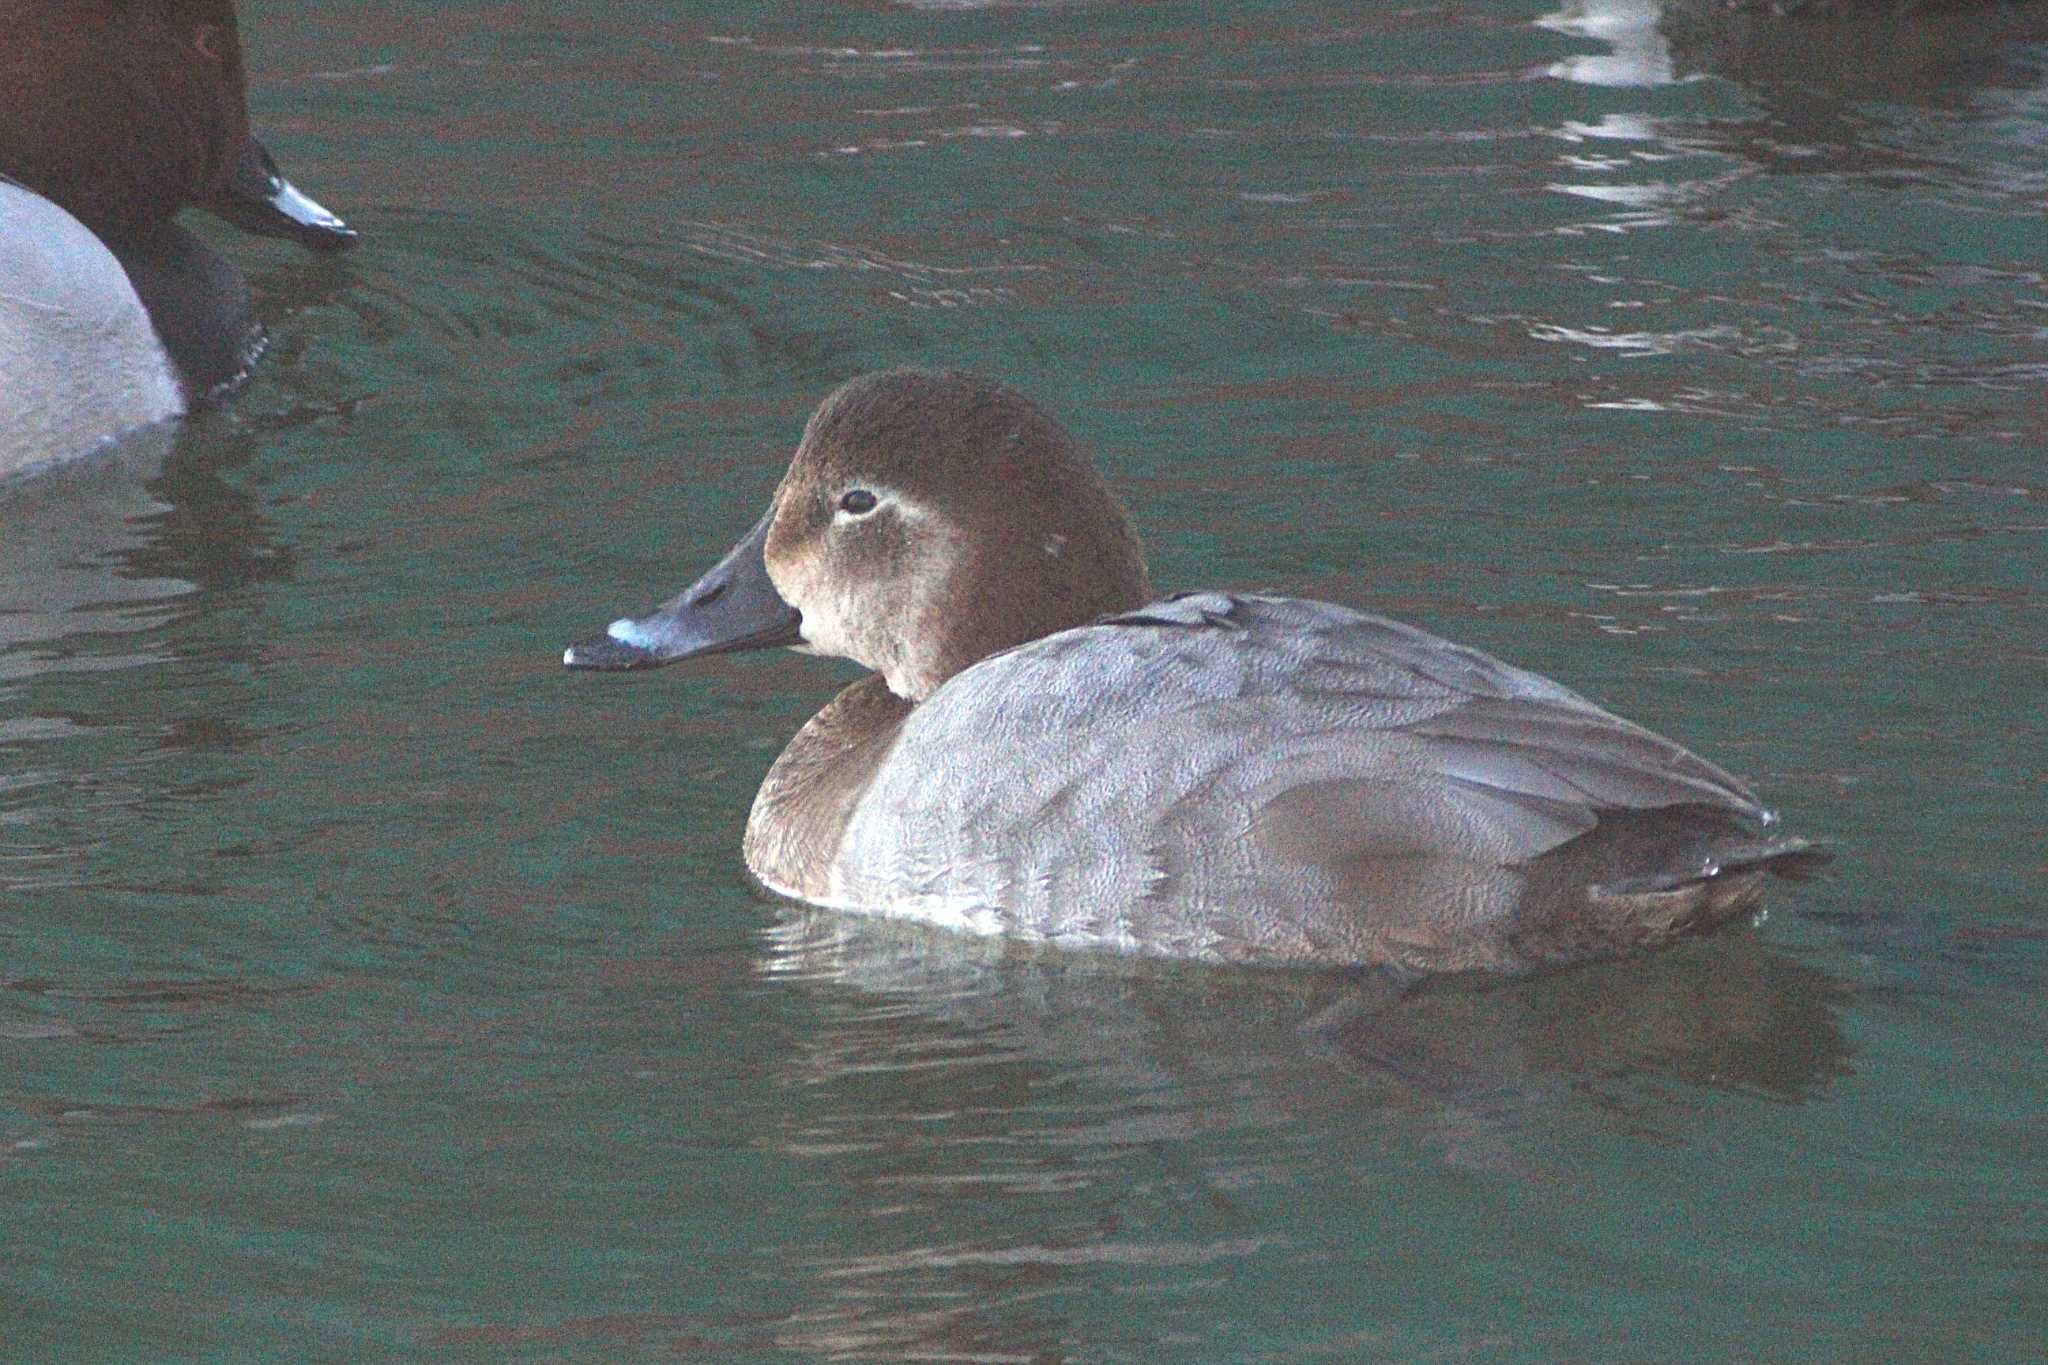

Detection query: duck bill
(208, 137), (358, 253)
(563, 508), (802, 671)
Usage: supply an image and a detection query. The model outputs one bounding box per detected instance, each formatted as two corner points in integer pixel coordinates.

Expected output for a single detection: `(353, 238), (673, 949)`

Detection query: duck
(564, 370), (1822, 975)
(0, 0), (355, 479)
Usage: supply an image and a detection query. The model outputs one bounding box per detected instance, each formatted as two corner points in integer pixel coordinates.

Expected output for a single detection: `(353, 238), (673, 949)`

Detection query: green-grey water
(4, 1), (2044, 1358)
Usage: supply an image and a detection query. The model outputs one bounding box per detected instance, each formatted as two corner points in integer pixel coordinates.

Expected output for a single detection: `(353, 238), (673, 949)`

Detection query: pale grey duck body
(565, 370), (1819, 974)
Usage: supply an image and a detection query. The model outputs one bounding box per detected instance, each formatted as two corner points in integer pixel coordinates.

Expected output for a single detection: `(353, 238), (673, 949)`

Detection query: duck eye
(837, 489), (879, 516)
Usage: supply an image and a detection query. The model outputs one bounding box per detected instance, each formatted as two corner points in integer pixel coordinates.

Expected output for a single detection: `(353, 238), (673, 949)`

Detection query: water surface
(3, 1), (2043, 1358)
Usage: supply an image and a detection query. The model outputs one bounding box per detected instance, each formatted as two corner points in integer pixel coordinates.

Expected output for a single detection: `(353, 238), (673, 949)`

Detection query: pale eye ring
(838, 489), (879, 516)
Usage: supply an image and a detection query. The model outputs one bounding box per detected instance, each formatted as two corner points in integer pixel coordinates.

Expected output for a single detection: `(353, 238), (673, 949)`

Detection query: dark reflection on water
(763, 908), (1855, 1112)
(0, 420), (298, 897)
(0, 428), (187, 678)
(1663, 2), (2048, 126)
(744, 909), (1855, 1359)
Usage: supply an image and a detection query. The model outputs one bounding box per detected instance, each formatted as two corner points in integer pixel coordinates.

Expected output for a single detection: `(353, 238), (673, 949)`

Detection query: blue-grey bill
(563, 506), (801, 670)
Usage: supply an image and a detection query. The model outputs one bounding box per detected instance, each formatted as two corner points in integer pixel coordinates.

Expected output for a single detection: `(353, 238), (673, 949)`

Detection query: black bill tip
(562, 630), (664, 670)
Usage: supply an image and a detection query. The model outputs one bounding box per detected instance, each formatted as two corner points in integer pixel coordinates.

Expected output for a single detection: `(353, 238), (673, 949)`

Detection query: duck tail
(1595, 834), (1832, 897)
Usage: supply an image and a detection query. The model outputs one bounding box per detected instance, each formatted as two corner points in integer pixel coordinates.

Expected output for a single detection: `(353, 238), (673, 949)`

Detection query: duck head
(566, 370), (1154, 701)
(0, 0), (355, 250)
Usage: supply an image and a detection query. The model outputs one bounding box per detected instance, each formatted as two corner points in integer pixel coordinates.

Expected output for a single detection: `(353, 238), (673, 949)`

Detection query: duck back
(800, 593), (1806, 972)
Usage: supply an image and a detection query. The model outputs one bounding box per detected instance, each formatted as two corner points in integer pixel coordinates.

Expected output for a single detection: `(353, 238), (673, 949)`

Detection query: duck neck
(881, 521), (1154, 702)
(104, 219), (263, 404)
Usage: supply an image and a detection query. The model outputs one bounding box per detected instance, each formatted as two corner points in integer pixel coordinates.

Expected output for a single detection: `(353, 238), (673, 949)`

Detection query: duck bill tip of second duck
(562, 507), (802, 672)
(209, 136), (358, 253)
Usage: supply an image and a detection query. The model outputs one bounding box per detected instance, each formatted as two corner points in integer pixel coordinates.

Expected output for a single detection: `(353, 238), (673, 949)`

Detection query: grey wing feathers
(1409, 697), (1765, 820)
(1217, 593), (1762, 812)
(1180, 593), (1765, 827)
(841, 593), (1772, 945)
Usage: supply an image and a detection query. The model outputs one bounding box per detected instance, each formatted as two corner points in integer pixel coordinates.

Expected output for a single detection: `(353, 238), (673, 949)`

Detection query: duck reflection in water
(734, 905), (1852, 1359)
